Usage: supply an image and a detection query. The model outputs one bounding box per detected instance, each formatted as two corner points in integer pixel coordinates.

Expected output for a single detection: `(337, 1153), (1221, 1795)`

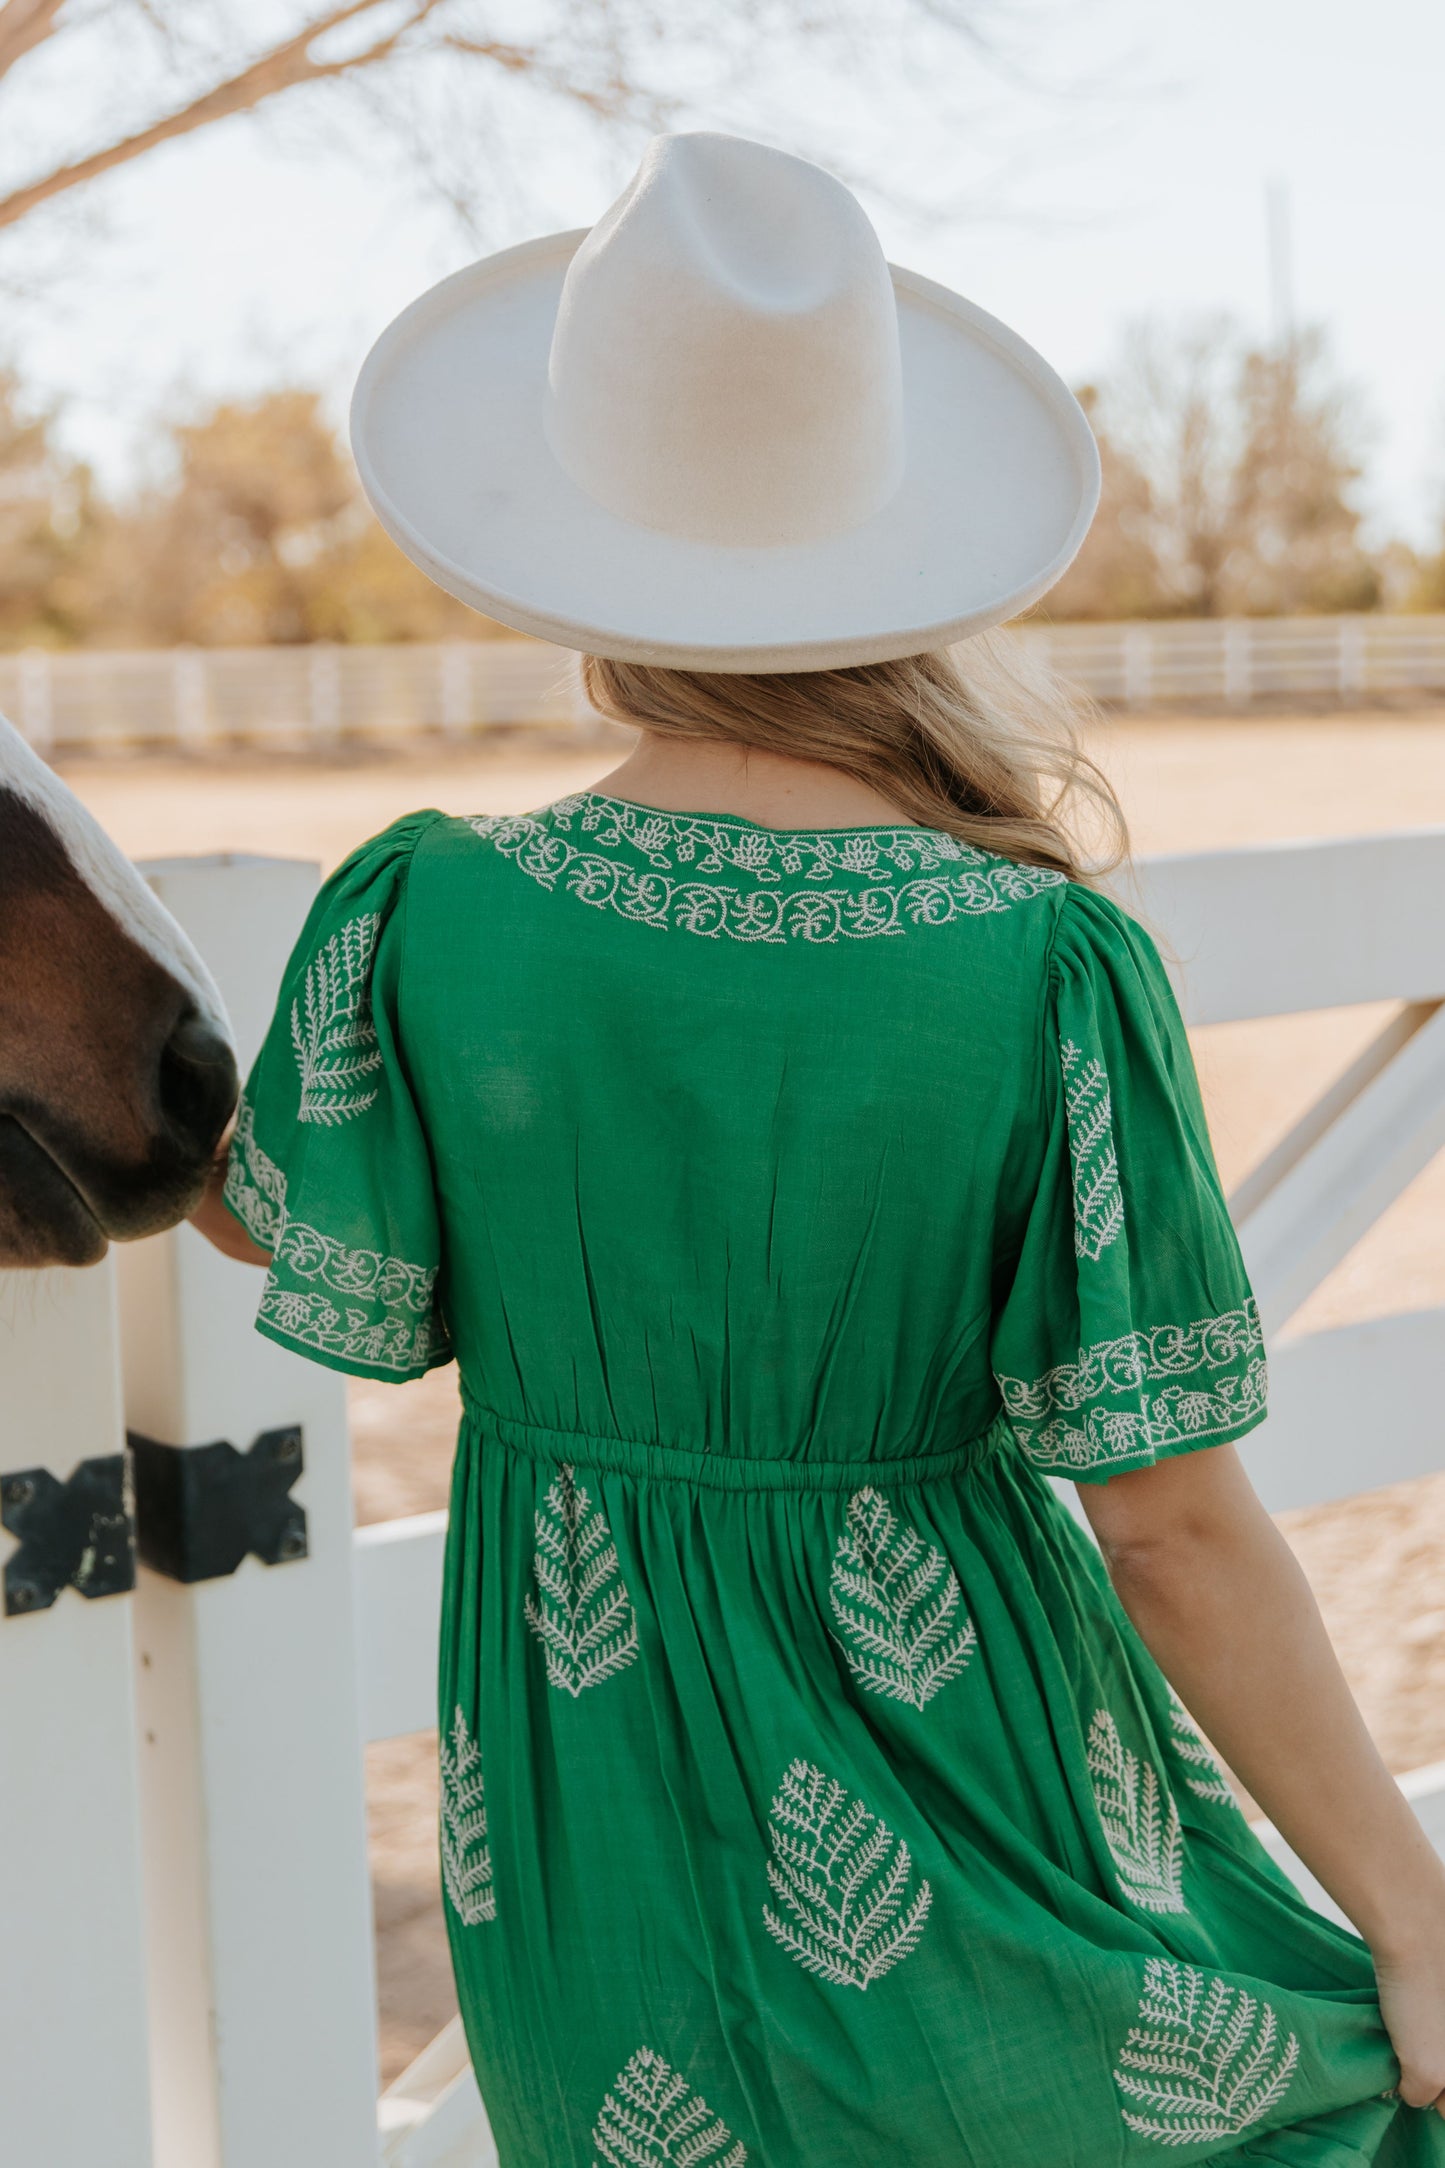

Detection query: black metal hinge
(0, 1427), (308, 1617)
(128, 1426), (309, 1584)
(1, 1455), (136, 1616)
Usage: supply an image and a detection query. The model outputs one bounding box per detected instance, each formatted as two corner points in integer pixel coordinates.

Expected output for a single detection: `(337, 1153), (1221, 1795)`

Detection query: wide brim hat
(351, 131), (1100, 673)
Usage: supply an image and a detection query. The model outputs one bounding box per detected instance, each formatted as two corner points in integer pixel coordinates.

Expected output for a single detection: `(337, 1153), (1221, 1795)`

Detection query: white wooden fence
(1037, 614), (1445, 709)
(2, 616), (1445, 753)
(3, 831), (1445, 2166)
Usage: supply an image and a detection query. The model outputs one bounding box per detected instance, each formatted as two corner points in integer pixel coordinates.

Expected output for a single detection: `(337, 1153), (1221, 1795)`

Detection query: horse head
(0, 714), (238, 1266)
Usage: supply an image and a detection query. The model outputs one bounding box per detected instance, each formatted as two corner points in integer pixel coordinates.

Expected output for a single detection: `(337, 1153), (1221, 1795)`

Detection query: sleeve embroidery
(996, 1299), (1266, 1473)
(223, 1097), (287, 1249)
(290, 912), (385, 1125)
(223, 1087), (451, 1378)
(258, 1280), (450, 1375)
(1061, 1037), (1124, 1262)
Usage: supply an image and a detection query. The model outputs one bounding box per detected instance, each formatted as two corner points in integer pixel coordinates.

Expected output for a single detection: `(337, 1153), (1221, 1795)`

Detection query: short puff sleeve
(222, 809), (453, 1383)
(990, 883), (1266, 1482)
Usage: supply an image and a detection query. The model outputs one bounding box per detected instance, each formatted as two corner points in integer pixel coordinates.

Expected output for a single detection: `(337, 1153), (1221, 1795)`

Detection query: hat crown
(542, 132), (907, 547)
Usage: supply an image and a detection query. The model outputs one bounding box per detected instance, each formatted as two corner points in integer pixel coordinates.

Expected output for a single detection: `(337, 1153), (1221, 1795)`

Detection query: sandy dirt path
(59, 712), (1445, 2079)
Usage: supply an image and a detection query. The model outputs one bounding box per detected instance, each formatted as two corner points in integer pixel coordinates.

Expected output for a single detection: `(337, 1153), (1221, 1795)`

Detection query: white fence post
(117, 857), (381, 2168)
(1223, 619), (1253, 708)
(1338, 615), (1367, 701)
(172, 646), (211, 747)
(1121, 622), (1153, 708)
(438, 643), (472, 738)
(0, 1261), (155, 2167)
(309, 643), (343, 741)
(17, 646), (54, 751)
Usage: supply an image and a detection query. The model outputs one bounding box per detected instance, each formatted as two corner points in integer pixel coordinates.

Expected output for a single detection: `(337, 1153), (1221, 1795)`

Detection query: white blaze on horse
(0, 713), (237, 1267)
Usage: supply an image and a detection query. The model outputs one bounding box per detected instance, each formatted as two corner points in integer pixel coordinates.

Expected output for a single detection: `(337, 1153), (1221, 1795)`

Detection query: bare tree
(1101, 313), (1244, 616)
(0, 369), (97, 641)
(1057, 314), (1379, 618)
(1037, 381), (1159, 620)
(1228, 333), (1379, 614)
(0, 0), (1122, 249)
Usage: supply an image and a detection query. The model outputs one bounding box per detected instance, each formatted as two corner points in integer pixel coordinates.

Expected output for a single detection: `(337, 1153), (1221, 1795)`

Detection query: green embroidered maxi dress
(224, 789), (1441, 2168)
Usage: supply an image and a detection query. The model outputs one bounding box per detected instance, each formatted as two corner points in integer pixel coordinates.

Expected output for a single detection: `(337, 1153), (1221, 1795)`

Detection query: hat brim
(350, 229), (1100, 672)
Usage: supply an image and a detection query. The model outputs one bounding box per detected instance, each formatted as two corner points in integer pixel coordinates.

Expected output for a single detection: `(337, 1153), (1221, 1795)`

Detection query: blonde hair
(580, 629), (1129, 885)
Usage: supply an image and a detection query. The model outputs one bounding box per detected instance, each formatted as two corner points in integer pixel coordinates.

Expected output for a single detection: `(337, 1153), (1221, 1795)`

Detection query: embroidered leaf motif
(524, 1464), (639, 1696)
(592, 2046), (746, 2167)
(1062, 1037), (1124, 1260)
(439, 1706), (494, 1926)
(1088, 1707), (1186, 1913)
(1113, 1958), (1299, 2144)
(828, 1488), (977, 1708)
(1168, 1693), (1239, 1807)
(290, 912), (384, 1124)
(223, 1095), (287, 1247)
(763, 1757), (932, 1990)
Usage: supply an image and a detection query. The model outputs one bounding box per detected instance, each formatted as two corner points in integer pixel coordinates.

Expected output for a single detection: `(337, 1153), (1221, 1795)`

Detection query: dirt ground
(60, 709), (1445, 2082)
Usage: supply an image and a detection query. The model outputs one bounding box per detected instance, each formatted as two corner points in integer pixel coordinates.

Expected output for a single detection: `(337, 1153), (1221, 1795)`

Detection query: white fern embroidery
(592, 2046), (746, 2167)
(1088, 1707), (1186, 1913)
(828, 1488), (977, 1708)
(763, 1757), (932, 1990)
(1113, 1958), (1299, 2144)
(1167, 1694), (1240, 1807)
(524, 1464), (639, 1696)
(439, 1706), (494, 1925)
(1062, 1037), (1124, 1260)
(290, 912), (384, 1124)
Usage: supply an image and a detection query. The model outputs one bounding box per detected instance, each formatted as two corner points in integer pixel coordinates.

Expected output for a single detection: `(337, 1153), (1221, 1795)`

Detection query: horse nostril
(169, 1015), (232, 1069)
(158, 1016), (239, 1156)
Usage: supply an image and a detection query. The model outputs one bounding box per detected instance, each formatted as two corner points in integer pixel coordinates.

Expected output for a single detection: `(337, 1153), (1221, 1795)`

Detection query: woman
(192, 132), (1445, 2162)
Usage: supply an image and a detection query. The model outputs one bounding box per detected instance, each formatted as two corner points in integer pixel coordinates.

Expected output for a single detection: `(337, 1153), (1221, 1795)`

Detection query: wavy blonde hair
(580, 629), (1129, 885)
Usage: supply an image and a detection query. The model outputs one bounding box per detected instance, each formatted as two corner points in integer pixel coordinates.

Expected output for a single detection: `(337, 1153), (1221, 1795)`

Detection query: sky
(3, 0), (1443, 548)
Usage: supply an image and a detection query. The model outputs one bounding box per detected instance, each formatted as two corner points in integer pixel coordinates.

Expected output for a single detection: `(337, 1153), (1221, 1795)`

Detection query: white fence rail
(2, 616), (1445, 753)
(3, 831), (1445, 2165)
(1037, 614), (1445, 708)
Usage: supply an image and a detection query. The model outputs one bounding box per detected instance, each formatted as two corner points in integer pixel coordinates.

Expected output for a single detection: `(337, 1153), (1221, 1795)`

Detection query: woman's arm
(186, 1131), (271, 1267)
(1077, 1443), (1445, 2116)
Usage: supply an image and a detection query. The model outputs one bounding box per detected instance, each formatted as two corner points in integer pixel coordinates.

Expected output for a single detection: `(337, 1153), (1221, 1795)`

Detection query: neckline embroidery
(465, 794), (1065, 944)
(555, 790), (971, 880)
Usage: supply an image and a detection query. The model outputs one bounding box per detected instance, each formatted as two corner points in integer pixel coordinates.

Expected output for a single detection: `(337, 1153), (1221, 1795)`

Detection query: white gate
(2, 832), (1444, 2165)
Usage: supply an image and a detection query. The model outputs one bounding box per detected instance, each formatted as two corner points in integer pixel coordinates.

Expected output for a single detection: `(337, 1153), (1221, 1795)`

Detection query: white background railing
(1035, 614), (1445, 708)
(3, 833), (1445, 2166)
(2, 616), (1444, 754)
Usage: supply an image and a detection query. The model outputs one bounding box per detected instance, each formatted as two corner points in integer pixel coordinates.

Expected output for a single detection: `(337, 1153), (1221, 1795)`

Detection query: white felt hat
(350, 130), (1100, 672)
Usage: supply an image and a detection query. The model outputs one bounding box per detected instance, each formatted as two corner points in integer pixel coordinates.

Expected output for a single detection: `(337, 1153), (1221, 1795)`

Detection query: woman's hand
(1373, 1924), (1445, 2116)
(1077, 1441), (1445, 2117)
(186, 1121), (271, 1266)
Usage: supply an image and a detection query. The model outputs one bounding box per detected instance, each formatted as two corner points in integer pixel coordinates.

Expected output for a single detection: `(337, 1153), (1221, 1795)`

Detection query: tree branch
(0, 0), (66, 84)
(0, 0), (451, 233)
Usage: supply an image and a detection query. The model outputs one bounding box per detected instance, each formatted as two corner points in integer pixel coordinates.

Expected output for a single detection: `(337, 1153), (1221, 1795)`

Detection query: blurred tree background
(0, 3), (1443, 646)
(0, 374), (492, 647)
(1045, 314), (1441, 623)
(1, 320), (1439, 649)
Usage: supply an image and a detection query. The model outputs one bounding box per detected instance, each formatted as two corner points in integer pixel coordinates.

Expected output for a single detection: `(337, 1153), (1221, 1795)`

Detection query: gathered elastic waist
(456, 1392), (1012, 1494)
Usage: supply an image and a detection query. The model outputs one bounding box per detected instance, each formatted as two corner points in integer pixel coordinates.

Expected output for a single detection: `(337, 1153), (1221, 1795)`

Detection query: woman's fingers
(1371, 1941), (1445, 2121)
(1395, 2067), (1445, 2111)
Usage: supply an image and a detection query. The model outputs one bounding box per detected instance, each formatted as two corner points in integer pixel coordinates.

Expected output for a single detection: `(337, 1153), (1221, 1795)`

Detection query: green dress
(224, 789), (1440, 2168)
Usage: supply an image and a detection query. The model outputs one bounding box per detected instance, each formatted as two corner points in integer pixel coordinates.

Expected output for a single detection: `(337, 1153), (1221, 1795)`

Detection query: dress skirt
(438, 1398), (1429, 2168)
